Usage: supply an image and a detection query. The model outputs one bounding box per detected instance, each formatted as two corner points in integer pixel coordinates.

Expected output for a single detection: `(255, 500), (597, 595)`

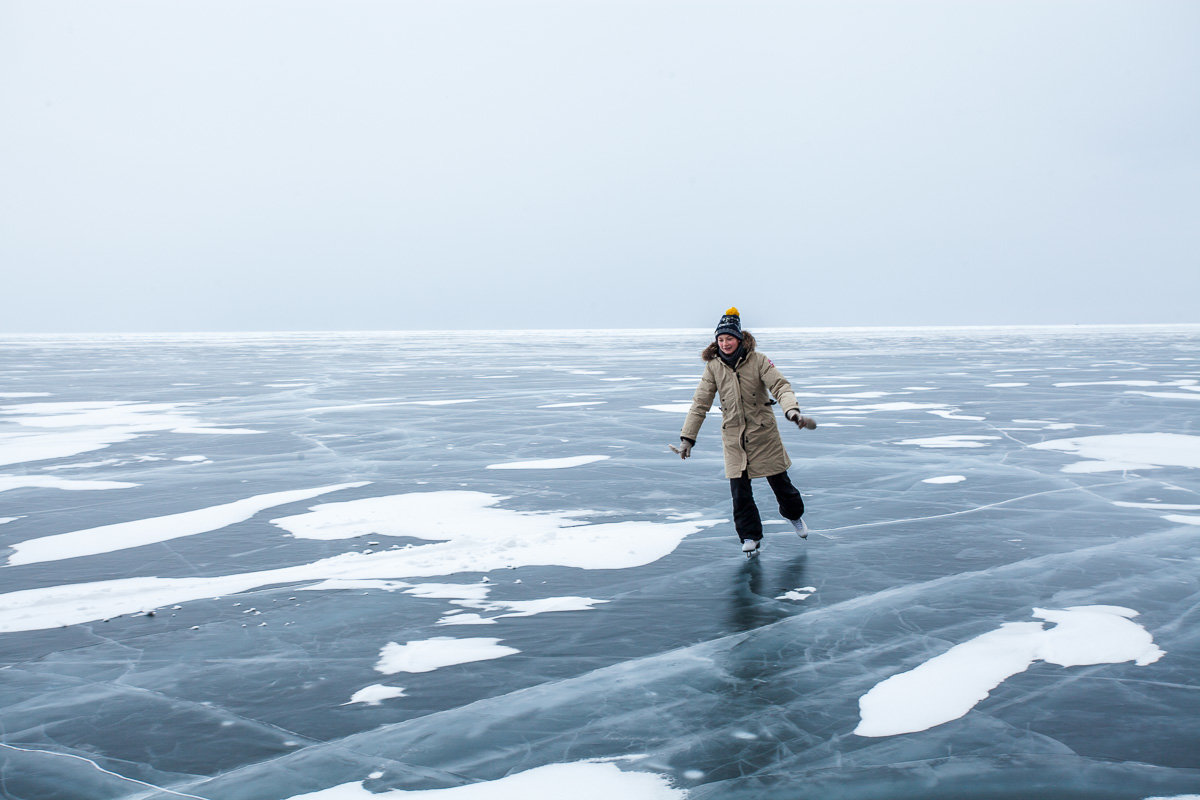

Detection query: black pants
(730, 470), (805, 542)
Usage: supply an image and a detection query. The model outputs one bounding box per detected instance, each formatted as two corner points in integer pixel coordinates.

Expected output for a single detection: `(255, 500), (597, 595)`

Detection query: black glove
(786, 410), (817, 430)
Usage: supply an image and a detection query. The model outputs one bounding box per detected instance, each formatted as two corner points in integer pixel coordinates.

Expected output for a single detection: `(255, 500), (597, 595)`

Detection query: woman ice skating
(675, 307), (817, 556)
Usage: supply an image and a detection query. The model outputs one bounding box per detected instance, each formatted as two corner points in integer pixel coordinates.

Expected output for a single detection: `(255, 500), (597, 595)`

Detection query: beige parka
(680, 332), (802, 479)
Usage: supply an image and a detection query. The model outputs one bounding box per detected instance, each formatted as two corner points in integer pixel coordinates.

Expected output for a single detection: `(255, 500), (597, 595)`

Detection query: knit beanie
(714, 307), (743, 340)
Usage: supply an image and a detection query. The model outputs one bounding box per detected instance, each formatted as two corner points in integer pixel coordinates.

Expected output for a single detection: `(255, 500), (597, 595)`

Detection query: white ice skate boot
(741, 538), (761, 557)
(789, 517), (809, 539)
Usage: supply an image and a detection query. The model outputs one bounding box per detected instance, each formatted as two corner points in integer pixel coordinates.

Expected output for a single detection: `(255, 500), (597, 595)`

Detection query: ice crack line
(0, 743), (212, 800)
(818, 479), (1129, 534)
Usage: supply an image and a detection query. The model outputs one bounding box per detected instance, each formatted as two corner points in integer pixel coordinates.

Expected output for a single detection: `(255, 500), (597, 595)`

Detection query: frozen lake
(1, 326), (1198, 800)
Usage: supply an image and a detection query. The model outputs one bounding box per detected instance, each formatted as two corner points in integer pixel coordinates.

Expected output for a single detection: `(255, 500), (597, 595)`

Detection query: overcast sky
(2, 0), (1197, 333)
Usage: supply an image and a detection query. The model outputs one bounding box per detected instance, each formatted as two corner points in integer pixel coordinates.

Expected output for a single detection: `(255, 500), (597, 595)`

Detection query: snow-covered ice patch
(1111, 501), (1200, 511)
(399, 399), (481, 406)
(0, 400), (263, 466)
(486, 455), (610, 470)
(299, 579), (410, 593)
(488, 597), (608, 618)
(642, 404), (720, 415)
(926, 409), (986, 421)
(922, 475), (966, 484)
(537, 401), (606, 408)
(0, 393), (51, 398)
(6, 482), (369, 566)
(899, 435), (1001, 448)
(281, 762), (684, 800)
(344, 684), (407, 706)
(1030, 433), (1200, 472)
(0, 475), (138, 492)
(438, 613), (496, 626)
(806, 402), (950, 415)
(375, 637), (518, 674)
(1127, 390), (1200, 401)
(777, 586), (816, 601)
(854, 605), (1164, 737)
(1162, 514), (1200, 526)
(403, 582), (493, 602)
(986, 383), (1029, 388)
(436, 597), (608, 625)
(0, 492), (716, 631)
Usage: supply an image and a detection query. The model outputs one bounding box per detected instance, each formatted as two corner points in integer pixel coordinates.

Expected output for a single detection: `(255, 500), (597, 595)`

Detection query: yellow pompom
(725, 307), (740, 316)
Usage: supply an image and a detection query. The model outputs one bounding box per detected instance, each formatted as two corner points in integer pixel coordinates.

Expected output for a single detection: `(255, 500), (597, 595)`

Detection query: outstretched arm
(761, 356), (816, 429)
(760, 355), (799, 415)
(679, 366), (717, 453)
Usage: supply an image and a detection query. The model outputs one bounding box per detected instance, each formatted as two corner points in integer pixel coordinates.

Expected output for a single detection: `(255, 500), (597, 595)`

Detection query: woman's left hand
(786, 410), (817, 430)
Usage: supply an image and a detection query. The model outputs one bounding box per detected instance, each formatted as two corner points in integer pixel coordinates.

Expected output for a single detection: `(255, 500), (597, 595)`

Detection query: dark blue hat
(714, 307), (743, 340)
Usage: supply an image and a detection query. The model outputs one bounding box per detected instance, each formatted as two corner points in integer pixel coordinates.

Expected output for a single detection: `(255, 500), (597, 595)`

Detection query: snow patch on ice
(899, 435), (1001, 448)
(436, 596), (609, 625)
(643, 404), (721, 415)
(777, 586), (816, 601)
(986, 383), (1029, 388)
(537, 401), (606, 408)
(0, 475), (138, 492)
(1111, 501), (1200, 511)
(344, 684), (407, 706)
(400, 399), (480, 406)
(0, 400), (263, 467)
(280, 762), (684, 800)
(855, 605), (1165, 737)
(806, 402), (951, 416)
(1162, 514), (1200, 526)
(926, 409), (986, 421)
(300, 579), (410, 593)
(6, 482), (369, 566)
(486, 455), (610, 470)
(438, 613), (496, 626)
(0, 491), (716, 631)
(1127, 390), (1200, 400)
(922, 475), (966, 484)
(1030, 433), (1200, 472)
(375, 637), (518, 674)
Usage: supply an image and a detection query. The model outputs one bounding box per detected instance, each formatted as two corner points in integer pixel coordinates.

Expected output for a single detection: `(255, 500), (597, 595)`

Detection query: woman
(676, 307), (817, 556)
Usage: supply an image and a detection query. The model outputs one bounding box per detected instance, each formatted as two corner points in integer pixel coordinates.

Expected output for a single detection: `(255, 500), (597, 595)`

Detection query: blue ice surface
(1, 326), (1198, 800)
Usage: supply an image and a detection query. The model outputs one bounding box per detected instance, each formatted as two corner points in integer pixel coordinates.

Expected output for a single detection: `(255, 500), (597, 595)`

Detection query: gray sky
(2, 0), (1198, 333)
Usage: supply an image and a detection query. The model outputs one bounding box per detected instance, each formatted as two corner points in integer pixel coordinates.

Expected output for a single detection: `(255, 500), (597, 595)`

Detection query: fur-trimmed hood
(702, 330), (756, 362)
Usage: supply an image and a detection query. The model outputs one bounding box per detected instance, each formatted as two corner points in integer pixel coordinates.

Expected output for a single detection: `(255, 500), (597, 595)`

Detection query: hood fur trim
(702, 330), (756, 361)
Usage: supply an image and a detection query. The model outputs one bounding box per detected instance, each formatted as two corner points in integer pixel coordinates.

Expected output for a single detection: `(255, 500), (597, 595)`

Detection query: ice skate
(741, 538), (761, 557)
(789, 517), (808, 539)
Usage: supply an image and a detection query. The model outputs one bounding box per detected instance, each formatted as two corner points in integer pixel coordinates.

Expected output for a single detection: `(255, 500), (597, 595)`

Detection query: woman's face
(717, 334), (740, 355)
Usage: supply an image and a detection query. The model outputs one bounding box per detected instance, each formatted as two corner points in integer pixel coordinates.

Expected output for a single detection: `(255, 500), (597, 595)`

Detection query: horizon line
(2, 322), (1199, 338)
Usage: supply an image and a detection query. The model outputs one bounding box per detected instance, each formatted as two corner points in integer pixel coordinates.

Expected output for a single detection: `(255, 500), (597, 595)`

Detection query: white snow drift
(282, 762), (685, 800)
(375, 637), (519, 674)
(1030, 433), (1200, 473)
(5, 483), (369, 566)
(486, 455), (610, 470)
(855, 606), (1165, 737)
(0, 491), (717, 632)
